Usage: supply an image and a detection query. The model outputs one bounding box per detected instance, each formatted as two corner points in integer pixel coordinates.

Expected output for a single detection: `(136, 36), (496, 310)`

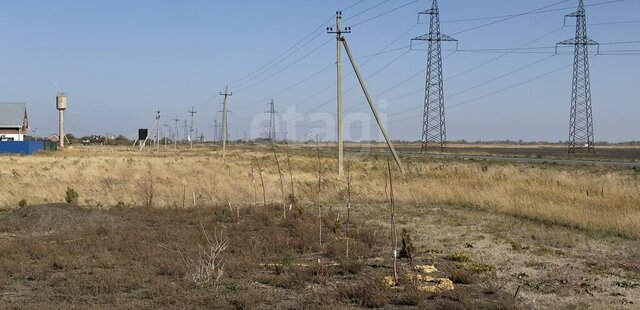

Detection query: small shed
(0, 103), (29, 141)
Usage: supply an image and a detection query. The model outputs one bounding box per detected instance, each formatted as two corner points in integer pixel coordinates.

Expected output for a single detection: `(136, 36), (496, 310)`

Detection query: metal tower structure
(213, 117), (220, 144)
(265, 98), (277, 143)
(411, 0), (456, 153)
(557, 0), (598, 153)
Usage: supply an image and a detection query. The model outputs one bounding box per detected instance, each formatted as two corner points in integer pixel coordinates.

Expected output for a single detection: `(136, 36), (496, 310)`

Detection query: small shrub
(65, 187), (79, 204)
(339, 278), (388, 308)
(390, 285), (424, 306)
(468, 262), (494, 274)
(509, 239), (530, 251)
(614, 281), (638, 289)
(18, 199), (27, 208)
(398, 228), (415, 262)
(273, 252), (294, 275)
(338, 258), (364, 275)
(257, 267), (310, 289)
(446, 251), (471, 262)
(449, 268), (477, 284)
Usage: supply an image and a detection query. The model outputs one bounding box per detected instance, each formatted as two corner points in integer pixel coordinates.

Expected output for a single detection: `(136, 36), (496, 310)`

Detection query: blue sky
(0, 0), (638, 142)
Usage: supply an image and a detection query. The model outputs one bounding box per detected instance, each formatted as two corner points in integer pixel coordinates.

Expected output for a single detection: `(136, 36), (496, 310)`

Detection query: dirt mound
(0, 204), (121, 234)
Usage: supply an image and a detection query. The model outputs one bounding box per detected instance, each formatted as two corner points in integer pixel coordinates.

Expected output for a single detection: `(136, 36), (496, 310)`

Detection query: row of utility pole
(140, 0), (596, 175)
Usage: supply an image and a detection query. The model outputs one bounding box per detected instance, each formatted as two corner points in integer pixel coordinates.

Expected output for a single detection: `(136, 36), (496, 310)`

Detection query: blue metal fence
(0, 141), (56, 155)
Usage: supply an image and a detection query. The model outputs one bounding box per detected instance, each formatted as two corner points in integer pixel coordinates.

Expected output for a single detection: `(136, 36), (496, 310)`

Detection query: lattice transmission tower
(265, 99), (277, 143)
(557, 0), (598, 153)
(411, 0), (456, 153)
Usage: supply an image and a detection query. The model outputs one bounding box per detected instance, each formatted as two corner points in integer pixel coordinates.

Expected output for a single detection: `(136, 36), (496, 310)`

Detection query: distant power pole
(182, 120), (189, 142)
(173, 116), (180, 149)
(266, 98), (277, 143)
(327, 11), (350, 176)
(411, 0), (457, 153)
(188, 106), (197, 149)
(220, 85), (233, 161)
(163, 124), (169, 149)
(213, 117), (220, 144)
(557, 0), (597, 154)
(155, 110), (161, 152)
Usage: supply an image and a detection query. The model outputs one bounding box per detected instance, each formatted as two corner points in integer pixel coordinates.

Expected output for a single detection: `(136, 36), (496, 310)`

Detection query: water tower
(56, 93), (67, 147)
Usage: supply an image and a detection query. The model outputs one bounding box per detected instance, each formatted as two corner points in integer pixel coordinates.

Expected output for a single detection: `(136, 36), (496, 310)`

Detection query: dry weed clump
(179, 224), (228, 287)
(338, 277), (389, 308)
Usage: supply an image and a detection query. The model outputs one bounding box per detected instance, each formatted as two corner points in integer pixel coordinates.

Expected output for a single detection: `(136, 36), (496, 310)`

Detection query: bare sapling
(139, 168), (154, 208)
(315, 138), (326, 246)
(252, 154), (266, 206)
(272, 147), (286, 218)
(182, 184), (186, 208)
(249, 163), (257, 206)
(283, 141), (296, 210)
(345, 161), (352, 258)
(387, 160), (399, 286)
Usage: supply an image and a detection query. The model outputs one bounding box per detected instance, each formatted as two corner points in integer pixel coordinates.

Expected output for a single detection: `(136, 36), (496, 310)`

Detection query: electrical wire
(304, 49), (411, 114)
(447, 55), (556, 99)
(300, 24), (419, 114)
(450, 0), (571, 36)
(229, 0), (369, 89)
(344, 0), (390, 22)
(441, 0), (625, 23)
(232, 32), (328, 91)
(350, 0), (419, 28)
(229, 18), (333, 89)
(234, 37), (333, 94)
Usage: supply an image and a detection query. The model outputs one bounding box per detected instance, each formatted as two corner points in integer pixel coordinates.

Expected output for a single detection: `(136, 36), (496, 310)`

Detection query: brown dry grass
(0, 202), (523, 309)
(1, 145), (639, 238)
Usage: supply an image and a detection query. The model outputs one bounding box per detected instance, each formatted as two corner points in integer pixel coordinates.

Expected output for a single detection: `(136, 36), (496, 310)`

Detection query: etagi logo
(249, 100), (391, 153)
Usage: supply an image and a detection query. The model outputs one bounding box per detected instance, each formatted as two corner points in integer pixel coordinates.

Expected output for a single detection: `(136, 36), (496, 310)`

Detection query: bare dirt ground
(396, 204), (640, 309)
(0, 202), (637, 309)
(338, 144), (640, 162)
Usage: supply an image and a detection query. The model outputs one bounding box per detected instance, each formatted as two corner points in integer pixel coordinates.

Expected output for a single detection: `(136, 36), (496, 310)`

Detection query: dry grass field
(1, 145), (639, 237)
(0, 145), (639, 309)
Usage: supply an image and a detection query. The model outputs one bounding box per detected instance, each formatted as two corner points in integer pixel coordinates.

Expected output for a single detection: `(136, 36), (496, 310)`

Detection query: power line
(304, 49), (411, 115)
(300, 23), (419, 114)
(233, 32), (328, 90)
(441, 0), (624, 23)
(230, 0), (399, 91)
(344, 0), (390, 22)
(233, 44), (422, 113)
(341, 26), (566, 116)
(450, 0), (572, 36)
(234, 37), (333, 94)
(351, 0), (419, 28)
(335, 60), (578, 133)
(229, 18), (333, 89)
(586, 19), (640, 26)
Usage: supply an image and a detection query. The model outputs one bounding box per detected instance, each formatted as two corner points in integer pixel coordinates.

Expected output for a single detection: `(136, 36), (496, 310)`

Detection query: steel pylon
(411, 0), (456, 153)
(266, 99), (277, 143)
(557, 0), (598, 153)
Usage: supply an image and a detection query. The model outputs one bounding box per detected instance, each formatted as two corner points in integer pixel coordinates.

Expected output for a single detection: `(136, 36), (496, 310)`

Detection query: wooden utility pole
(188, 107), (197, 149)
(327, 11), (350, 176)
(220, 85), (232, 161)
(173, 116), (179, 149)
(156, 111), (161, 152)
